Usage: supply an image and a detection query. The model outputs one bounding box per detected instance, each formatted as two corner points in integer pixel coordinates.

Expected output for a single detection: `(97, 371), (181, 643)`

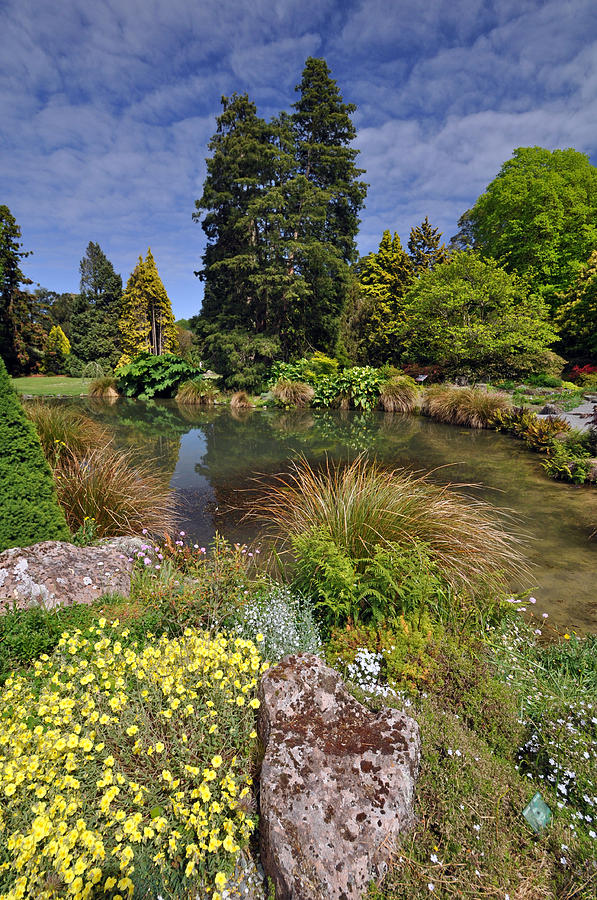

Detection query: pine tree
(118, 250), (177, 364)
(408, 217), (448, 273)
(70, 242), (123, 369)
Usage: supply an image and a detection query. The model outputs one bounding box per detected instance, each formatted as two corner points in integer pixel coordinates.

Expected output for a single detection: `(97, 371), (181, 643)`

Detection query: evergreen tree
(0, 205), (38, 373)
(343, 231), (413, 365)
(118, 250), (177, 364)
(193, 93), (273, 334)
(0, 356), (70, 551)
(192, 59), (367, 360)
(70, 242), (123, 369)
(43, 325), (71, 374)
(408, 216), (448, 273)
(556, 249), (597, 356)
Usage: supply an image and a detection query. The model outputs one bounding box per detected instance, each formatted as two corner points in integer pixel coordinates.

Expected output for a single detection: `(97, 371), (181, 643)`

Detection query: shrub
(230, 390), (254, 410)
(42, 324), (71, 374)
(116, 352), (201, 399)
(311, 366), (385, 410)
(175, 378), (219, 406)
(0, 358), (70, 551)
(0, 623), (267, 899)
(234, 585), (322, 662)
(271, 379), (315, 408)
(422, 385), (511, 428)
(379, 375), (419, 413)
(54, 446), (175, 538)
(88, 376), (119, 399)
(542, 442), (592, 484)
(23, 401), (108, 463)
(526, 373), (563, 388)
(251, 455), (527, 601)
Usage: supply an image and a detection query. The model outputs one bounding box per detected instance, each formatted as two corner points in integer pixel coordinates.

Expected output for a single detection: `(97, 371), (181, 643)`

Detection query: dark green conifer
(70, 242), (123, 369)
(0, 357), (70, 551)
(408, 216), (448, 273)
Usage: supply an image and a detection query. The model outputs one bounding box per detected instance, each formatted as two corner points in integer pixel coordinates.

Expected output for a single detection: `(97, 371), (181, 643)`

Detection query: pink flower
(143, 557), (151, 566)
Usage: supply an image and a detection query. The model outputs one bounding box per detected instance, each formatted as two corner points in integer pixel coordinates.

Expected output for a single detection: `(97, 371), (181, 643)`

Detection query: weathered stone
(0, 541), (134, 612)
(586, 459), (597, 483)
(540, 403), (561, 415)
(258, 654), (421, 900)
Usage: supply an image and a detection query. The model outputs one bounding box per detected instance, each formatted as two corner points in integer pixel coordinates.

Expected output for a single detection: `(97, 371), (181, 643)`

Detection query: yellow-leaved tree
(118, 249), (177, 365)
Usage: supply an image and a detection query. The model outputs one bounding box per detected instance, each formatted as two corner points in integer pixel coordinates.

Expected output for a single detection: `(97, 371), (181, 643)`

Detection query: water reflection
(76, 399), (596, 631)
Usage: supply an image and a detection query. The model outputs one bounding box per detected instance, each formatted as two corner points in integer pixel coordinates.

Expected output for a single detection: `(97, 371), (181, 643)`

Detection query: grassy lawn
(11, 375), (88, 396)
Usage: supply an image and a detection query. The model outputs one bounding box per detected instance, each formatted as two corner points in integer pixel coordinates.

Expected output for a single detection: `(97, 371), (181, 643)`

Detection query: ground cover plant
(0, 621), (267, 900)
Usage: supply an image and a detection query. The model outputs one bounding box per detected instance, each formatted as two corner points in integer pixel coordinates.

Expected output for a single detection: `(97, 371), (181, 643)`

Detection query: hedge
(0, 357), (70, 552)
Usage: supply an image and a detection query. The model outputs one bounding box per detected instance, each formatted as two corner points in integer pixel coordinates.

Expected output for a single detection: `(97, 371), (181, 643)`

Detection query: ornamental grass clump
(271, 379), (315, 408)
(88, 377), (119, 400)
(175, 379), (220, 407)
(251, 455), (527, 600)
(24, 401), (108, 463)
(378, 375), (420, 413)
(229, 391), (253, 410)
(0, 622), (267, 900)
(54, 446), (175, 538)
(422, 384), (511, 428)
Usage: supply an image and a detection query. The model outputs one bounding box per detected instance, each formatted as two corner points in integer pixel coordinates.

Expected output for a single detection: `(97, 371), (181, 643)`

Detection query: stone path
(538, 395), (597, 431)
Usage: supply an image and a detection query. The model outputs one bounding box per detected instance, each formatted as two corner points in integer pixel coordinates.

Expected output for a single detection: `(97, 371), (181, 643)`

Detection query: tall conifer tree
(118, 250), (177, 363)
(70, 242), (123, 368)
(408, 217), (448, 273)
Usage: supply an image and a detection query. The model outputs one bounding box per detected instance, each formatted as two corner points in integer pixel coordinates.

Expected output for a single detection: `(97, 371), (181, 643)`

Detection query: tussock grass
(176, 379), (219, 406)
(230, 390), (254, 410)
(422, 384), (511, 428)
(250, 455), (528, 597)
(379, 375), (420, 413)
(88, 376), (119, 399)
(272, 379), (315, 408)
(55, 446), (175, 538)
(24, 401), (108, 461)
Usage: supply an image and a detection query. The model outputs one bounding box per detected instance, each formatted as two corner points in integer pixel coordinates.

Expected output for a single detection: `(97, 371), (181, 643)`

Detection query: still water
(77, 399), (597, 631)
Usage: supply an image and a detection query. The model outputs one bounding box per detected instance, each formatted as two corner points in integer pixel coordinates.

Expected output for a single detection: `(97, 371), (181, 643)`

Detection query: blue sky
(1, 0), (596, 320)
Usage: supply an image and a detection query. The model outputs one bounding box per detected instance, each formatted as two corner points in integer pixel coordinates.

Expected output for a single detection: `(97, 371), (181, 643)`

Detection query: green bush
(526, 373), (563, 388)
(0, 357), (70, 551)
(116, 352), (201, 399)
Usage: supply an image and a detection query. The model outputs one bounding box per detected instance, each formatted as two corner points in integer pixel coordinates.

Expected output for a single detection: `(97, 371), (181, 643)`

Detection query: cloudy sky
(2, 0), (596, 319)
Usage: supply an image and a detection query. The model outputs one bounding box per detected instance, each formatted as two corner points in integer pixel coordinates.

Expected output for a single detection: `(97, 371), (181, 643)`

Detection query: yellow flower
(249, 698), (260, 709)
(155, 741), (165, 753)
(211, 755), (223, 769)
(215, 871), (227, 889)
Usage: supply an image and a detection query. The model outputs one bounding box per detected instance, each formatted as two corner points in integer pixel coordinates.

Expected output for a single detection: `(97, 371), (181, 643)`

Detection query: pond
(74, 399), (596, 631)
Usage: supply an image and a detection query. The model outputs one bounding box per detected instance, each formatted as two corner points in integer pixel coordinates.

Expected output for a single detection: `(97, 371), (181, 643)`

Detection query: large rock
(258, 654), (421, 900)
(0, 540), (134, 611)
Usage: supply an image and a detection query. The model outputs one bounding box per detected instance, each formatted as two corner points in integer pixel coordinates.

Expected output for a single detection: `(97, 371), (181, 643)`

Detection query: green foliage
(0, 205), (35, 373)
(346, 230), (414, 365)
(526, 373), (562, 388)
(556, 249), (597, 356)
(69, 242), (123, 368)
(401, 251), (557, 377)
(200, 328), (281, 392)
(466, 146), (597, 312)
(312, 365), (385, 409)
(193, 59), (366, 363)
(269, 352), (339, 386)
(42, 324), (71, 374)
(291, 526), (453, 630)
(327, 614), (439, 695)
(23, 401), (107, 463)
(116, 352), (200, 399)
(542, 441), (592, 484)
(492, 406), (571, 452)
(0, 357), (70, 551)
(118, 249), (177, 362)
(407, 216), (448, 273)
